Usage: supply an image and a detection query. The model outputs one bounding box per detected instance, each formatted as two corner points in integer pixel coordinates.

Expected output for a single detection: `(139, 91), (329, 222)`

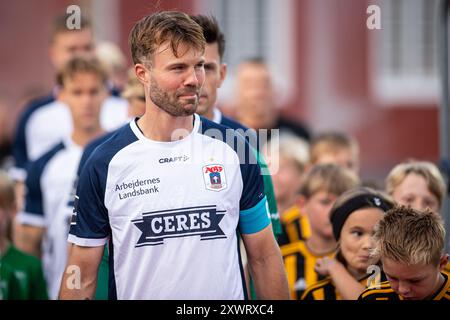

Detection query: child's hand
(314, 257), (337, 276)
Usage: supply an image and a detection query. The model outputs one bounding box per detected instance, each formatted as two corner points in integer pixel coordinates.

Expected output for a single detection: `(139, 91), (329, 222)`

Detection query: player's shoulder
(84, 130), (117, 155)
(220, 114), (249, 131)
(305, 277), (332, 293)
(17, 94), (55, 125)
(199, 115), (234, 136)
(27, 141), (65, 174)
(199, 115), (251, 153)
(359, 280), (397, 300)
(301, 277), (333, 300)
(86, 122), (137, 167)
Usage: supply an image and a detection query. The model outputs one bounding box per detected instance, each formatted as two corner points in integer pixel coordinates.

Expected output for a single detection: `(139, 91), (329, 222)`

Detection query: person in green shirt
(2, 245), (48, 299)
(0, 170), (48, 299)
(0, 260), (23, 300)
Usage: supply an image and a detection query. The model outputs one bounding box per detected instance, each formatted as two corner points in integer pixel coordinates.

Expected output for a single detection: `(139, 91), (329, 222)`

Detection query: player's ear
(57, 87), (66, 102)
(218, 63), (227, 87)
(135, 63), (149, 85)
(438, 254), (449, 271)
(296, 194), (307, 210)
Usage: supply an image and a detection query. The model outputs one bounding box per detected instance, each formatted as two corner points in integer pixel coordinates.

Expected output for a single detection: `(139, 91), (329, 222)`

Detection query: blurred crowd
(0, 11), (449, 301)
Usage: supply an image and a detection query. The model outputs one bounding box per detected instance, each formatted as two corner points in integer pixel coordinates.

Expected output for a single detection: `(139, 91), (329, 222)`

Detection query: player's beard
(149, 75), (199, 117)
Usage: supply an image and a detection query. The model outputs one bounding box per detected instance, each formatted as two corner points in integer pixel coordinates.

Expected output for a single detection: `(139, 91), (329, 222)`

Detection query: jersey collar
(130, 113), (200, 146)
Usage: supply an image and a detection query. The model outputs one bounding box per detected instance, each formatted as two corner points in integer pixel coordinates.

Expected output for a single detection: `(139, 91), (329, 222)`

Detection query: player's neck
(425, 272), (446, 300)
(138, 109), (194, 142)
(72, 126), (104, 147)
(201, 108), (215, 121)
(306, 233), (336, 256)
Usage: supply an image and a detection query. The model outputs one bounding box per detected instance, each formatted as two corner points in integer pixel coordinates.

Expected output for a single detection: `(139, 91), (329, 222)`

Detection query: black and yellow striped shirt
(278, 205), (311, 246)
(359, 272), (450, 300)
(444, 262), (450, 276)
(281, 240), (334, 300)
(301, 270), (387, 300)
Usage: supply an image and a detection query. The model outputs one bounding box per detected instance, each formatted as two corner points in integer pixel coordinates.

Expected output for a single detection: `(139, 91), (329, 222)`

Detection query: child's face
(392, 173), (440, 213)
(301, 191), (336, 239)
(382, 255), (448, 300)
(340, 208), (384, 276)
(271, 156), (303, 207)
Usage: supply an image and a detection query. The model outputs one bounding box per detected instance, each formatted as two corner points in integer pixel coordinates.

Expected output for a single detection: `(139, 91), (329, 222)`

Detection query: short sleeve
(68, 157), (110, 247)
(17, 160), (46, 227)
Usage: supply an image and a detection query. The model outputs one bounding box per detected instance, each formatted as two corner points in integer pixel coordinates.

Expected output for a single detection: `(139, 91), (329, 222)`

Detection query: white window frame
(368, 0), (440, 107)
(195, 0), (295, 106)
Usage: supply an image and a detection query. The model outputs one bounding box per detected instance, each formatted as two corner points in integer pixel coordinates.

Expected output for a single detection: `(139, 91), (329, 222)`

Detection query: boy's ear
(296, 194), (307, 210)
(439, 254), (449, 271)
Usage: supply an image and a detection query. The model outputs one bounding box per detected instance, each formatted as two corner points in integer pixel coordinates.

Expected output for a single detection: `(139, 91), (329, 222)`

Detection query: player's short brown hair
(371, 206), (445, 266)
(50, 14), (92, 43)
(310, 132), (359, 164)
(299, 163), (360, 198)
(129, 11), (205, 65)
(385, 160), (447, 209)
(56, 57), (108, 87)
(190, 15), (225, 60)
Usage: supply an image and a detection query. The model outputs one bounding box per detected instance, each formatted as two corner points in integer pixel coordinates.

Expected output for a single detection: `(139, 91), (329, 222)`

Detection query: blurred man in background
(234, 58), (310, 142)
(11, 14), (127, 184)
(16, 57), (107, 299)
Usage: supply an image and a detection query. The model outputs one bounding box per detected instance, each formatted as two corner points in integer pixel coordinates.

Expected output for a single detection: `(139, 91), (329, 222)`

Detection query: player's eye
(319, 198), (332, 206)
(351, 230), (363, 237)
(195, 62), (205, 70)
(171, 65), (185, 72)
(90, 88), (99, 96)
(403, 196), (414, 204)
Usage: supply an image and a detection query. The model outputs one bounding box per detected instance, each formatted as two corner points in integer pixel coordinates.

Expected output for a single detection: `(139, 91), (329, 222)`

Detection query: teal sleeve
(239, 196), (270, 234)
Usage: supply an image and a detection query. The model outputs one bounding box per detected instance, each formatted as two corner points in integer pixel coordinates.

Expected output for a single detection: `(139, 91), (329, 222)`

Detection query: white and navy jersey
(68, 114), (270, 300)
(11, 93), (128, 181)
(17, 138), (83, 299)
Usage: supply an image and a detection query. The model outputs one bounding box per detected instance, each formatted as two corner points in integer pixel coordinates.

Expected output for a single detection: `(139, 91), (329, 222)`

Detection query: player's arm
(237, 134), (289, 299)
(242, 224), (290, 300)
(59, 244), (104, 300)
(15, 224), (45, 257)
(315, 257), (365, 300)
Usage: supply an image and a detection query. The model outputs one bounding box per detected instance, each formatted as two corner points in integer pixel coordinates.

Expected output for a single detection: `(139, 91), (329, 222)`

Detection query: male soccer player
(59, 11), (289, 300)
(16, 57), (107, 299)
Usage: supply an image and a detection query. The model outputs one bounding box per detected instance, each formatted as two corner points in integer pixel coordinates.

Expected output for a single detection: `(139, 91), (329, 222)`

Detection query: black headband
(330, 193), (393, 241)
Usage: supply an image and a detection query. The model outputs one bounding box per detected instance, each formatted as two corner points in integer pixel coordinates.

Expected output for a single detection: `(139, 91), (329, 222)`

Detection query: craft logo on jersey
(132, 205), (226, 247)
(203, 164), (227, 191)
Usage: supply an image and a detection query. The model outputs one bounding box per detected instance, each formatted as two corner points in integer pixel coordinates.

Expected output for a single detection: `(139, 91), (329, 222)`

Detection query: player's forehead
(204, 42), (221, 62)
(54, 29), (94, 46)
(383, 258), (429, 279)
(153, 41), (204, 66)
(63, 72), (104, 89)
